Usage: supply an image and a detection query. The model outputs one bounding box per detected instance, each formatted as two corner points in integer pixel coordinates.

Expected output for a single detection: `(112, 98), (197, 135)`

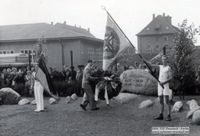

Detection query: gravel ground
(0, 95), (200, 136)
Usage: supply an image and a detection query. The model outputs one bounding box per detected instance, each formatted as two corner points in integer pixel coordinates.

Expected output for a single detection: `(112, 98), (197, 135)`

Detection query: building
(0, 22), (103, 70)
(137, 13), (179, 55)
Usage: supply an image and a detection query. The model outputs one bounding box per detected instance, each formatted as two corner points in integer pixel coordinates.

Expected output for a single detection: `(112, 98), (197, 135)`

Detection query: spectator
(76, 65), (84, 96)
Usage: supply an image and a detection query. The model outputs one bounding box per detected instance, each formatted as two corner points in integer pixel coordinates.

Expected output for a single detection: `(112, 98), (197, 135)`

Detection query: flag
(35, 54), (58, 97)
(103, 14), (131, 71)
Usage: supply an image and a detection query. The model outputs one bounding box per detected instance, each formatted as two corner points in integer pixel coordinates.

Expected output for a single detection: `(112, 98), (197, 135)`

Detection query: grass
(0, 95), (200, 136)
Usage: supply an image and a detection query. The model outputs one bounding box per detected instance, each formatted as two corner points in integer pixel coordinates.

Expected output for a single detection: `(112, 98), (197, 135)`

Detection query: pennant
(35, 54), (58, 98)
(103, 14), (131, 71)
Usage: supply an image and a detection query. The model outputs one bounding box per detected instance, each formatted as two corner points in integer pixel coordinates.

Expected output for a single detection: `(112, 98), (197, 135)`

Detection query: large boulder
(120, 69), (157, 95)
(0, 88), (21, 105)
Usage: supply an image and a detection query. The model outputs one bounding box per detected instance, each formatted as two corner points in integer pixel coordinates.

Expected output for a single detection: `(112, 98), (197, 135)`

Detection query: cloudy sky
(0, 0), (200, 47)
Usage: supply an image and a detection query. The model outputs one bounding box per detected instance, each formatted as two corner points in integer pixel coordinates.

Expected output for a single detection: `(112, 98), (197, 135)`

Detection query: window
(164, 36), (169, 41)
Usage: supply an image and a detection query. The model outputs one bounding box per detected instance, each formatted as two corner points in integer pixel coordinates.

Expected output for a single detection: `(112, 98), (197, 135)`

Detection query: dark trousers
(82, 83), (96, 109)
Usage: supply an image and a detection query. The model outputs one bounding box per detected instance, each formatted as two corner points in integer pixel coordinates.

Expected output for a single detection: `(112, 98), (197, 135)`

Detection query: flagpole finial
(101, 5), (106, 11)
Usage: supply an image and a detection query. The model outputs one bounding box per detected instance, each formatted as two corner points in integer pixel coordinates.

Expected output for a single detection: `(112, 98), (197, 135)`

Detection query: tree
(172, 19), (199, 98)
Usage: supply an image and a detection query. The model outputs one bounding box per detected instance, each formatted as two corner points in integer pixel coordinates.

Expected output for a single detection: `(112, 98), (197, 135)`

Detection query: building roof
(0, 22), (96, 42)
(137, 14), (178, 36)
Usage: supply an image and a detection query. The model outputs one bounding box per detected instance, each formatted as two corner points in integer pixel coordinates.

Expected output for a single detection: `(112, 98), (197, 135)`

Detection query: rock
(171, 101), (183, 112)
(187, 99), (200, 111)
(120, 69), (157, 95)
(186, 99), (200, 125)
(49, 97), (57, 105)
(0, 88), (21, 105)
(192, 110), (200, 125)
(114, 93), (137, 104)
(18, 98), (30, 105)
(71, 93), (78, 101)
(139, 99), (154, 109)
(187, 110), (196, 119)
(31, 100), (36, 105)
(65, 96), (72, 104)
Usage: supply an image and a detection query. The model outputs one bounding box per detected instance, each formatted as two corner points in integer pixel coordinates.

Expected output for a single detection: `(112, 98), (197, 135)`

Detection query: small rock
(172, 101), (183, 112)
(49, 97), (57, 105)
(139, 99), (153, 109)
(114, 93), (137, 104)
(31, 100), (36, 105)
(18, 98), (30, 105)
(65, 96), (71, 104)
(71, 93), (78, 100)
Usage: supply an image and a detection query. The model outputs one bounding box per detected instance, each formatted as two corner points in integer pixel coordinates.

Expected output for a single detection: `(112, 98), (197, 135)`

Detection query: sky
(0, 0), (200, 47)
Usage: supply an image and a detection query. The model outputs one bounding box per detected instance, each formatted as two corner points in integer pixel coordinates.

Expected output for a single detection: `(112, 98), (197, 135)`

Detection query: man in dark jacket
(80, 60), (100, 111)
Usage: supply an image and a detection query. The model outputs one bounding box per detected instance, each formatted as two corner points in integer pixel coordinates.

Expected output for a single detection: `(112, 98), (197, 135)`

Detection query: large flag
(103, 14), (131, 71)
(35, 54), (58, 97)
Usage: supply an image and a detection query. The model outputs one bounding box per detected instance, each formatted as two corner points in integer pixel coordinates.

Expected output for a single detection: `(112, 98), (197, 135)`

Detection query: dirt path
(0, 96), (200, 136)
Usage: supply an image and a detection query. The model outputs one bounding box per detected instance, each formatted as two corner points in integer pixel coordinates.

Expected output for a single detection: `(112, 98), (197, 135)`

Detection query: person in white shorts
(154, 55), (172, 121)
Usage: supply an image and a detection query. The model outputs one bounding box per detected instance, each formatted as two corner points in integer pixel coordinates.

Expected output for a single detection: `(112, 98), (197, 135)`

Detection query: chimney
(51, 22), (53, 25)
(153, 14), (155, 20)
(63, 21), (66, 25)
(163, 13), (165, 17)
(74, 24), (76, 27)
(87, 28), (90, 32)
(167, 15), (172, 24)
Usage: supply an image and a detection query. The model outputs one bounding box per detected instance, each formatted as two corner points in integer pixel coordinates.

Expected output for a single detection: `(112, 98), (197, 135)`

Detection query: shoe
(165, 115), (171, 121)
(34, 109), (41, 112)
(91, 107), (100, 111)
(80, 104), (86, 111)
(154, 114), (163, 120)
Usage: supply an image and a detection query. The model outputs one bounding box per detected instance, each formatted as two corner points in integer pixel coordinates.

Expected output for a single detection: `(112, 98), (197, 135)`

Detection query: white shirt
(159, 65), (171, 82)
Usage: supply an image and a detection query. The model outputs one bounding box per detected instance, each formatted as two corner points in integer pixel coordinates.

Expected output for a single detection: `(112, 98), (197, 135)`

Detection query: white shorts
(158, 83), (170, 96)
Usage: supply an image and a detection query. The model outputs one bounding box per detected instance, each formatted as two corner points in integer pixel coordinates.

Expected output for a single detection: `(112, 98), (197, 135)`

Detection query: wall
(80, 39), (103, 67)
(0, 41), (36, 53)
(0, 38), (103, 71)
(138, 34), (175, 54)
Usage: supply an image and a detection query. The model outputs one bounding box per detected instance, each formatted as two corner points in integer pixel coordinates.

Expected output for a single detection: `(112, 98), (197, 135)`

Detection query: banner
(103, 14), (131, 71)
(36, 54), (58, 97)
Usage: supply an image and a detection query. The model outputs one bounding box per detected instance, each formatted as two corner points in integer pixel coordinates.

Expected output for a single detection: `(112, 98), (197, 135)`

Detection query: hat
(88, 60), (93, 63)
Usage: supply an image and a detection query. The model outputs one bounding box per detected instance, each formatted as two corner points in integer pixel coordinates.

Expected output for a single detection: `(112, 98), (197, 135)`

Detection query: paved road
(0, 96), (200, 136)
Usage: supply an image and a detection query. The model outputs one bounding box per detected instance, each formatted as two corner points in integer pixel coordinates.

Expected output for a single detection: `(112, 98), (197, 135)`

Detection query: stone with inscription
(120, 69), (157, 95)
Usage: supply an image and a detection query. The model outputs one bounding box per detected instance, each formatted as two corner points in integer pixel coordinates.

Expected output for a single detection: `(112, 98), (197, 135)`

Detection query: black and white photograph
(0, 0), (200, 136)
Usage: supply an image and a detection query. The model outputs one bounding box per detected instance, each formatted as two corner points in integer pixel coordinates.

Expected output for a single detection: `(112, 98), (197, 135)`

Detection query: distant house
(137, 13), (179, 55)
(0, 22), (103, 70)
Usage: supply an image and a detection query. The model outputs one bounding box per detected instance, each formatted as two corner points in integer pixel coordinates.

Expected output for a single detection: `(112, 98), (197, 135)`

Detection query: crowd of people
(0, 66), (35, 96)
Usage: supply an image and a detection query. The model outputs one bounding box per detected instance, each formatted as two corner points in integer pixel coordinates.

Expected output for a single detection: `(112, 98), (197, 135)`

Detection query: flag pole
(102, 6), (163, 88)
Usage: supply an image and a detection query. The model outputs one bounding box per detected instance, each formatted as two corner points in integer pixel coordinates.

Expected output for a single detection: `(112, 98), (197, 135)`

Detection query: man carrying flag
(33, 44), (59, 112)
(102, 8), (173, 121)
